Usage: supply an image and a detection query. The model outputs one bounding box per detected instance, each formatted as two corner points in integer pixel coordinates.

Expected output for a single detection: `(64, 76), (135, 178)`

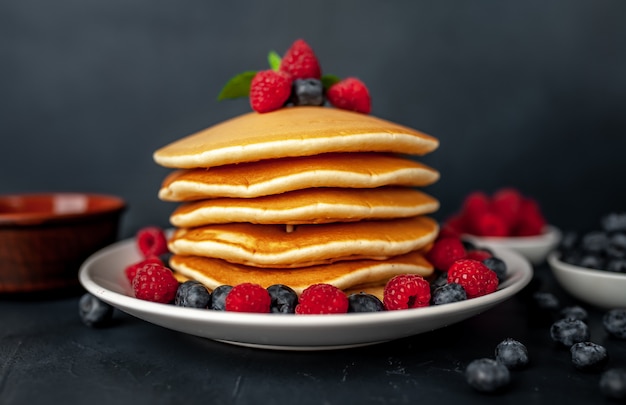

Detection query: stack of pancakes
(153, 106), (440, 298)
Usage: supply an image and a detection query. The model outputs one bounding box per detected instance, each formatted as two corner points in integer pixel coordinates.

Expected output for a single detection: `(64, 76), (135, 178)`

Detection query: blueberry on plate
(347, 292), (385, 313)
(210, 285), (233, 311)
(482, 256), (507, 283)
(431, 283), (466, 305)
(175, 280), (212, 309)
(267, 284), (298, 314)
(79, 293), (114, 328)
(465, 358), (510, 392)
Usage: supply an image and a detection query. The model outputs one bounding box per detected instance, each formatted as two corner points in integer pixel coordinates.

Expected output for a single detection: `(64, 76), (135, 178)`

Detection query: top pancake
(153, 107), (439, 169)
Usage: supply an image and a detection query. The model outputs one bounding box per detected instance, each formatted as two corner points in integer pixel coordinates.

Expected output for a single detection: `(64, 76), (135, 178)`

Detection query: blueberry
(533, 291), (560, 310)
(347, 292), (385, 313)
(559, 231), (579, 251)
(175, 280), (211, 308)
(291, 78), (324, 106)
(210, 285), (233, 311)
(581, 231), (610, 253)
(603, 309), (626, 339)
(461, 239), (477, 251)
(431, 283), (467, 305)
(570, 342), (608, 372)
(607, 233), (626, 259)
(560, 305), (588, 322)
(465, 358), (510, 392)
(495, 338), (529, 369)
(550, 318), (590, 347)
(600, 368), (626, 400)
(429, 271), (448, 293)
(602, 212), (626, 233)
(79, 293), (114, 328)
(267, 284), (298, 314)
(607, 259), (626, 273)
(578, 254), (605, 270)
(482, 256), (507, 283)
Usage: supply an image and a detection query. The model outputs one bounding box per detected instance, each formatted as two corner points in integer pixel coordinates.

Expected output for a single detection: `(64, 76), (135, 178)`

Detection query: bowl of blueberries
(548, 212), (626, 309)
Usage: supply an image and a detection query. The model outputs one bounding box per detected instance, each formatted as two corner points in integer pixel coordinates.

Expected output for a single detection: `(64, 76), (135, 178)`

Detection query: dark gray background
(2, 0), (625, 238)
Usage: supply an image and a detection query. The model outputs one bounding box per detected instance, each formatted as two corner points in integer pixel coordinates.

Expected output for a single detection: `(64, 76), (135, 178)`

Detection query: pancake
(170, 187), (440, 227)
(158, 152), (439, 201)
(168, 216), (438, 268)
(169, 250), (434, 295)
(153, 107), (439, 169)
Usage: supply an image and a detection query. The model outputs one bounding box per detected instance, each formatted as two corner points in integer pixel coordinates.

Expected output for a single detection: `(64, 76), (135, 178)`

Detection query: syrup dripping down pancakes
(154, 106), (440, 298)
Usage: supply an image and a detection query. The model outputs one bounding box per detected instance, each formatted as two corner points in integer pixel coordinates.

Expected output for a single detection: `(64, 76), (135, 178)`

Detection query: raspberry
(472, 211), (509, 237)
(326, 77), (371, 114)
(513, 198), (546, 236)
(461, 192), (490, 231)
(465, 249), (492, 262)
(124, 256), (163, 283)
(136, 226), (169, 258)
(224, 283), (271, 313)
(383, 274), (431, 310)
(447, 259), (499, 299)
(295, 283), (349, 314)
(491, 188), (523, 229)
(279, 39), (321, 80)
(425, 237), (467, 271)
(132, 263), (179, 303)
(440, 214), (465, 238)
(249, 69), (293, 113)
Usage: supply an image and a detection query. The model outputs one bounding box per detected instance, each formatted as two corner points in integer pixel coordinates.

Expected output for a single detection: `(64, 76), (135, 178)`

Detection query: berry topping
(600, 368), (626, 400)
(431, 283), (467, 305)
(136, 226), (169, 258)
(78, 293), (114, 328)
(570, 342), (609, 372)
(347, 292), (385, 313)
(603, 309), (626, 339)
(495, 338), (529, 369)
(291, 78), (324, 106)
(210, 285), (233, 311)
(464, 249), (492, 262)
(425, 237), (467, 272)
(326, 78), (372, 114)
(447, 259), (498, 299)
(465, 358), (511, 393)
(295, 283), (349, 315)
(267, 284), (299, 314)
(124, 256), (164, 283)
(550, 318), (590, 347)
(279, 39), (321, 80)
(225, 283), (271, 313)
(175, 280), (212, 309)
(383, 274), (431, 310)
(131, 263), (179, 303)
(249, 70), (293, 113)
(482, 256), (507, 283)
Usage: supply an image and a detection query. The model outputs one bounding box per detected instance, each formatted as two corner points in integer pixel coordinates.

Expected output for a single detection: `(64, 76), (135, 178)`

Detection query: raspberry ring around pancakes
(158, 152), (439, 202)
(168, 216), (438, 268)
(170, 187), (440, 227)
(153, 107), (439, 169)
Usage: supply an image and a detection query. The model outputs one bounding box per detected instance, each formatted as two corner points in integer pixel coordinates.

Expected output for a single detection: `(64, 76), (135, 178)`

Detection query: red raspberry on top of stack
(442, 187), (547, 238)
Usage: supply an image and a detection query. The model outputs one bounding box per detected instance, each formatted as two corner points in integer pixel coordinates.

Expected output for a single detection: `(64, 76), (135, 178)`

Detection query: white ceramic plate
(548, 252), (626, 309)
(463, 225), (561, 265)
(79, 237), (533, 351)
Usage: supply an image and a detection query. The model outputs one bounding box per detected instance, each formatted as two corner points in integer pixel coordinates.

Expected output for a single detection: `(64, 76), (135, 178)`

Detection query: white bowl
(547, 252), (626, 309)
(463, 225), (561, 265)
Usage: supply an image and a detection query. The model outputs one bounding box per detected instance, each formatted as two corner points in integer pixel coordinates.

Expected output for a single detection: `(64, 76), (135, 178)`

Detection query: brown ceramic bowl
(0, 193), (125, 294)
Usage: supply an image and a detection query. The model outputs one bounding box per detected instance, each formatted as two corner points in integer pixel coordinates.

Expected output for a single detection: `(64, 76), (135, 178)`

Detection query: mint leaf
(217, 71), (257, 100)
(268, 51), (282, 71)
(321, 74), (341, 90)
